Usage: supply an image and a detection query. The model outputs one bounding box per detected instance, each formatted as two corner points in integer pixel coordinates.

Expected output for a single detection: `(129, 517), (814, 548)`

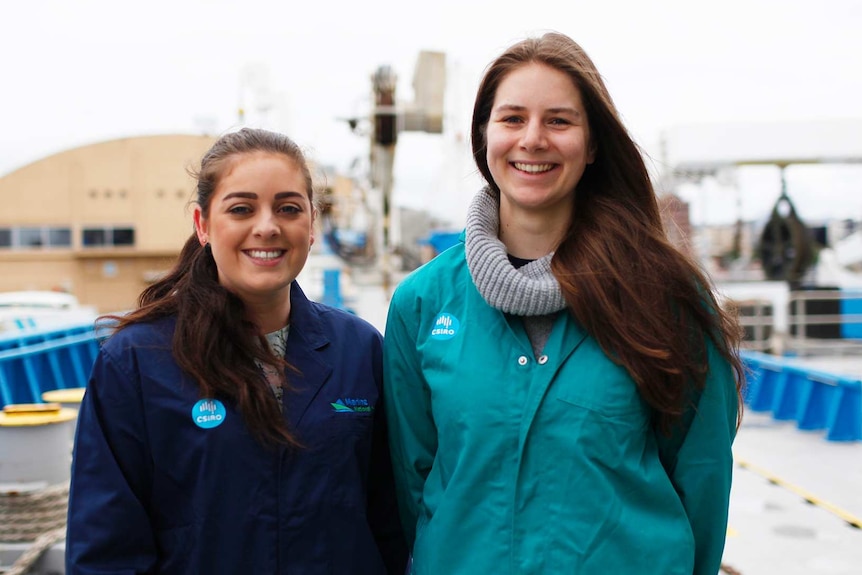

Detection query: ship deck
(724, 409), (862, 574)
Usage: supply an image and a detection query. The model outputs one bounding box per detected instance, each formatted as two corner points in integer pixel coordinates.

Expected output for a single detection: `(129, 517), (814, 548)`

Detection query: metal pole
(371, 66), (398, 297)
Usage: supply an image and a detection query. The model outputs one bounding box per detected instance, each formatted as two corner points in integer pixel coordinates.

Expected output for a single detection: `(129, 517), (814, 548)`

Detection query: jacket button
(538, 355), (549, 365)
(518, 356), (528, 366)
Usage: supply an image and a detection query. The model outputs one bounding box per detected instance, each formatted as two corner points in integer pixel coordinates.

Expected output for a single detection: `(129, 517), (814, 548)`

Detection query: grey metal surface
(724, 411), (862, 574)
(0, 541), (64, 575)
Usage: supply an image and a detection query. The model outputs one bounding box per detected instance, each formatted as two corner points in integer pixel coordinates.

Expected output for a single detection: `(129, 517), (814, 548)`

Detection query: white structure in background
(716, 244), (862, 355)
(816, 246), (862, 288)
(0, 291), (97, 332)
(663, 118), (862, 274)
(400, 51), (447, 135)
(663, 119), (862, 175)
(832, 230), (862, 270)
(297, 51), (449, 308)
(664, 119), (862, 351)
(342, 51), (447, 295)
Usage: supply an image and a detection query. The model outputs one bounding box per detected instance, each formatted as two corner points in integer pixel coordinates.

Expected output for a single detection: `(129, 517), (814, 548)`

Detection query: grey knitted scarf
(465, 187), (567, 316)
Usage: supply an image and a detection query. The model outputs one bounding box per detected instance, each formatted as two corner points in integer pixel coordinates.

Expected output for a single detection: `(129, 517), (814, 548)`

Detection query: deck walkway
(724, 410), (862, 574)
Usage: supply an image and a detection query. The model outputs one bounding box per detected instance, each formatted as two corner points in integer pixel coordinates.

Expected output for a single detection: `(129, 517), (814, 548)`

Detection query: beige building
(0, 134), (216, 312)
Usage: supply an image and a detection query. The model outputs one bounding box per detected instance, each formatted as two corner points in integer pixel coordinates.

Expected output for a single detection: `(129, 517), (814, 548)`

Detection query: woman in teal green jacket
(383, 32), (744, 575)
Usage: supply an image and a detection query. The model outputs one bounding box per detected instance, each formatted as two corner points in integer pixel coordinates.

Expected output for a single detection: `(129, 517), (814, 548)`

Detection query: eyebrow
(493, 104), (582, 116)
(221, 191), (306, 202)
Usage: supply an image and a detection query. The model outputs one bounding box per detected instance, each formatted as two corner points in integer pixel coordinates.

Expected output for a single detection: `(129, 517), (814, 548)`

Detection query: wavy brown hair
(102, 128), (314, 447)
(471, 32), (744, 434)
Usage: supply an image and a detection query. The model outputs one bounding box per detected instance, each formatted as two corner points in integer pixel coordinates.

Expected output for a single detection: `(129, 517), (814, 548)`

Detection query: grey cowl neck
(464, 187), (567, 316)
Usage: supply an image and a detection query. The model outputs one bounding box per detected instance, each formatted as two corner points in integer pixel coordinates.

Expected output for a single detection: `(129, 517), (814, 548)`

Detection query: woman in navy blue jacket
(66, 128), (408, 574)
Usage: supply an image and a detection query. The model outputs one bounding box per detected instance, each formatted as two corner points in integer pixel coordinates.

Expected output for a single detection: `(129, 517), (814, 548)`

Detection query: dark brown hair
(471, 32), (744, 434)
(103, 128), (314, 446)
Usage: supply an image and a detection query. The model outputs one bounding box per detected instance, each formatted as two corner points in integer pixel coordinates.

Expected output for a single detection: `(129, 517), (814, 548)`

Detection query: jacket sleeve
(665, 341), (739, 575)
(66, 342), (158, 575)
(382, 285), (437, 548)
(366, 330), (410, 574)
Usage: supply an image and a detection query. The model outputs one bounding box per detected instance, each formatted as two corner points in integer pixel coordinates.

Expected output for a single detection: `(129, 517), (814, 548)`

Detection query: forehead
(220, 151), (301, 178)
(493, 62), (583, 107)
(216, 151), (310, 196)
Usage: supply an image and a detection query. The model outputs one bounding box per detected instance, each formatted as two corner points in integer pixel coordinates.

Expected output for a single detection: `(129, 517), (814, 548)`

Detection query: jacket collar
(283, 281), (333, 426)
(288, 281), (329, 350)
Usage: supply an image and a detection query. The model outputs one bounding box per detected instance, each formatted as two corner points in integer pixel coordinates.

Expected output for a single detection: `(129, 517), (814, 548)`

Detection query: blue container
(840, 289), (862, 339)
(426, 231), (461, 255)
(0, 323), (98, 408)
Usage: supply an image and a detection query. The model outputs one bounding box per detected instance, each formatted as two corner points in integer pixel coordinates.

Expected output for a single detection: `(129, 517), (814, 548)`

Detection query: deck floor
(724, 411), (862, 574)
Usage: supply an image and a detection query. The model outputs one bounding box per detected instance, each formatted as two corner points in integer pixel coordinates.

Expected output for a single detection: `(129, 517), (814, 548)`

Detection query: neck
(499, 202), (569, 259)
(243, 289), (292, 335)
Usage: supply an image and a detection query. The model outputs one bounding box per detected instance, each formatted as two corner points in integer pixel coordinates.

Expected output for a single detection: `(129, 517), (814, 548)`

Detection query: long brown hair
(471, 32), (744, 434)
(102, 128), (314, 446)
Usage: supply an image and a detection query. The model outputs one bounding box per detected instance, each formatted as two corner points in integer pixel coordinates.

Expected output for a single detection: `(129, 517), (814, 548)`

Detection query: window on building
(82, 226), (135, 247)
(113, 227), (135, 246)
(19, 228), (44, 248)
(82, 228), (107, 246)
(0, 226), (73, 249)
(48, 228), (72, 247)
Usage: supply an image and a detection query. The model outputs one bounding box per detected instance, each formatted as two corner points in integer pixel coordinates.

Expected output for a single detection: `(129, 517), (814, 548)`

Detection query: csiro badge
(191, 399), (226, 429)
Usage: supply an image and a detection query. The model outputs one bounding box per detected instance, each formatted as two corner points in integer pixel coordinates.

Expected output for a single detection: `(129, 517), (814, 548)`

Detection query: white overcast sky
(2, 0), (861, 227)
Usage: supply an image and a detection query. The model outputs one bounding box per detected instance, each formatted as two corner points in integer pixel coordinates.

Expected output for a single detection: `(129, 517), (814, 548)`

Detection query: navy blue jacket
(66, 283), (407, 574)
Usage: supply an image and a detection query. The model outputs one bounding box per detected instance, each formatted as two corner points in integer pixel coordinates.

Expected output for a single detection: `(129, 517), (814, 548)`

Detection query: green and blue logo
(331, 398), (374, 413)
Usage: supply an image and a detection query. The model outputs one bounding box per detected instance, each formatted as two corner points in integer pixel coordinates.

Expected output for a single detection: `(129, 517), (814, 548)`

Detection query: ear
(586, 138), (597, 165)
(193, 207), (208, 245)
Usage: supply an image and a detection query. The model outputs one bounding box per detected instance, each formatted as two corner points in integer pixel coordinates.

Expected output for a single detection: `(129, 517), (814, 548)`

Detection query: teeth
(248, 250), (283, 259)
(514, 163), (554, 173)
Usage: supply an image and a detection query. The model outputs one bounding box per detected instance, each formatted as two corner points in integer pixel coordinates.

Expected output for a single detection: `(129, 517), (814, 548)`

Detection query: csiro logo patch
(192, 399), (226, 429)
(430, 312), (459, 340)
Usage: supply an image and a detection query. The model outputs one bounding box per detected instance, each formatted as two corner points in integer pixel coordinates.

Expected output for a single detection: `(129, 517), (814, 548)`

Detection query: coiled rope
(0, 483), (68, 575)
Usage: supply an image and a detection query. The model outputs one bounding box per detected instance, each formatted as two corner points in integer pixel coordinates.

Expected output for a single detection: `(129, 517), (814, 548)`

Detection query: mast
(371, 65), (398, 295)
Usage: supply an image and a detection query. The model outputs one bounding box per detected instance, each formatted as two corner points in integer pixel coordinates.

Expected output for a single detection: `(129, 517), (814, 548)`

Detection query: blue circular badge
(192, 399), (226, 429)
(430, 312), (460, 340)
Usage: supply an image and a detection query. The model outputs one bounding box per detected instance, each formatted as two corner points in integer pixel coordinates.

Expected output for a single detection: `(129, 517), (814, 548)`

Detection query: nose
(520, 119), (547, 152)
(253, 210), (280, 238)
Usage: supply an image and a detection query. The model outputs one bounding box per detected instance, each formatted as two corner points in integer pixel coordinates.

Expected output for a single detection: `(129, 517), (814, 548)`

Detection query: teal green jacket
(383, 241), (738, 575)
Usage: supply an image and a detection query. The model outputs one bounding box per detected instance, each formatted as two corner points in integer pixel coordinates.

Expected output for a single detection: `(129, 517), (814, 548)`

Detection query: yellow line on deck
(736, 458), (862, 530)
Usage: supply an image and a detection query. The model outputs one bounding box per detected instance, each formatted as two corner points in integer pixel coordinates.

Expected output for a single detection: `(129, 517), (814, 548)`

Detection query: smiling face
(486, 62), (595, 227)
(193, 151), (314, 310)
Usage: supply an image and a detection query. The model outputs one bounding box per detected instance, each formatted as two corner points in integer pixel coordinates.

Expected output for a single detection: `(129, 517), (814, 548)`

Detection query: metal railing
(0, 322), (98, 408)
(731, 289), (862, 357)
